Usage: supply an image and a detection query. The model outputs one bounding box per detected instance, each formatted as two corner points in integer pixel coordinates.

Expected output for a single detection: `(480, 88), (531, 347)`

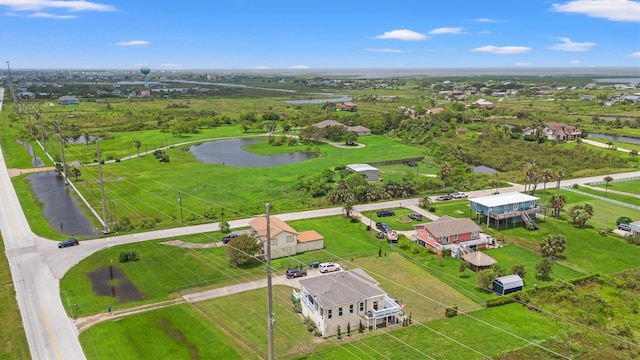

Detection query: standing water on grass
(26, 172), (96, 237)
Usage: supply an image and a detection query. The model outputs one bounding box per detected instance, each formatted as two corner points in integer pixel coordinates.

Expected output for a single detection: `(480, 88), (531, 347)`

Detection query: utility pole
(57, 117), (68, 185)
(96, 141), (110, 234)
(265, 202), (275, 360)
(178, 191), (184, 223)
(6, 61), (22, 117)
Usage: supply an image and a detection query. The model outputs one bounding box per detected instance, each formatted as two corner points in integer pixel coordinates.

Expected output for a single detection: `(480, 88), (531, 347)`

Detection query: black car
(376, 222), (391, 232)
(58, 238), (79, 248)
(222, 233), (239, 244)
(408, 213), (423, 221)
(377, 209), (395, 217)
(286, 268), (307, 279)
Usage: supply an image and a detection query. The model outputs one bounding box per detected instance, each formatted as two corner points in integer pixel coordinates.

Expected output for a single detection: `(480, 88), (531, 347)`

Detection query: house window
(472, 231), (478, 239)
(530, 200), (535, 207)
(359, 302), (364, 312)
(350, 304), (354, 314)
(328, 309), (332, 319)
(286, 235), (295, 243)
(454, 234), (458, 241)
(270, 238), (277, 246)
(513, 204), (518, 210)
(373, 301), (378, 311)
(428, 233), (433, 239)
(339, 307), (343, 316)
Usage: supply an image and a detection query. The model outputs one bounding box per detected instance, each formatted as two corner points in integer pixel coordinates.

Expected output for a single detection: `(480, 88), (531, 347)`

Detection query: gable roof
(462, 251), (497, 267)
(248, 216), (297, 240)
(297, 230), (324, 243)
(494, 274), (524, 289)
(299, 269), (385, 308)
(418, 216), (481, 238)
(471, 192), (538, 208)
(544, 121), (580, 134)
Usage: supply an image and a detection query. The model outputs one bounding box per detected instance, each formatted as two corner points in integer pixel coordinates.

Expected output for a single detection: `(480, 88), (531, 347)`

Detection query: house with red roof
(248, 216), (324, 259)
(414, 216), (491, 257)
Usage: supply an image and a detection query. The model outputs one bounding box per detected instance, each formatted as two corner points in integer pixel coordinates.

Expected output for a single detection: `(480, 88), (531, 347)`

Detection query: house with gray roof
(312, 119), (371, 136)
(293, 269), (404, 337)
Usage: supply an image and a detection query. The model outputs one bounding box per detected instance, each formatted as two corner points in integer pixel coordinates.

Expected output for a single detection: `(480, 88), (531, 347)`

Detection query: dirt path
(7, 166), (56, 177)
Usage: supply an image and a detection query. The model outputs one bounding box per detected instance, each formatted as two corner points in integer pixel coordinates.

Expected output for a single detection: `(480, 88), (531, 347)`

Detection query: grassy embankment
(0, 235), (30, 360)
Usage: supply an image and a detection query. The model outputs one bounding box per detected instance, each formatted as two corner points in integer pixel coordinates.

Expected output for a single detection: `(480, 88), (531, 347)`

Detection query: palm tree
(342, 202), (354, 218)
(134, 140), (141, 157)
(541, 168), (553, 211)
(554, 169), (565, 196)
(550, 194), (567, 219)
(440, 163), (451, 189)
(630, 149), (638, 159)
(522, 162), (537, 193)
(603, 176), (613, 197)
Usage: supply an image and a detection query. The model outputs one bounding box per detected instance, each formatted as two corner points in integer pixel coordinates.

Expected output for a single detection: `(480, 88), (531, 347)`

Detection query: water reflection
(26, 172), (96, 237)
(189, 138), (317, 167)
(588, 133), (640, 145)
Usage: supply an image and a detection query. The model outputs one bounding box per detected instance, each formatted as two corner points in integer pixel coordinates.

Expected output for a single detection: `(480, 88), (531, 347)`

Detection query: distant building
(248, 216), (324, 259)
(312, 120), (371, 136)
(340, 102), (358, 111)
(346, 164), (379, 181)
(57, 95), (78, 105)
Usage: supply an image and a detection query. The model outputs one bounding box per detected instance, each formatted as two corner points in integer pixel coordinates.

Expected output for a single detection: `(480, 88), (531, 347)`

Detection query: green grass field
(591, 178), (640, 195)
(0, 236), (31, 360)
(572, 185), (640, 207)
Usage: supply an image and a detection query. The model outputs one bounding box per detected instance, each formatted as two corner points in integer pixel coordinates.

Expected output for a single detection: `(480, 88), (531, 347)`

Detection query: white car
(452, 192), (468, 199)
(319, 262), (341, 273)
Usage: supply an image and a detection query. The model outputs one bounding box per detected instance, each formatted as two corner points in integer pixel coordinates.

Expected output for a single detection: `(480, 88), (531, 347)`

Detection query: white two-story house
(248, 216), (324, 259)
(294, 269), (404, 337)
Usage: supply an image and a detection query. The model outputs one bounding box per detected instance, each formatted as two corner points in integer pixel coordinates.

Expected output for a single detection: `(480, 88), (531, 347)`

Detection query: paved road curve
(0, 147), (86, 360)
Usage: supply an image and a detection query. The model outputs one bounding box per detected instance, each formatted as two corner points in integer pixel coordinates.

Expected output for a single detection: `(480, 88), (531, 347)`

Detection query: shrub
(445, 306), (458, 318)
(119, 251), (140, 263)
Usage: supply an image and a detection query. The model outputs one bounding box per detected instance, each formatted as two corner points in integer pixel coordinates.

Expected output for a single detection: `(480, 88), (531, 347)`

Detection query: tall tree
(226, 234), (261, 267)
(568, 203), (594, 228)
(550, 194), (567, 218)
(603, 176), (613, 197)
(554, 169), (565, 196)
(133, 140), (141, 157)
(440, 163), (451, 189)
(342, 202), (354, 218)
(541, 168), (553, 210)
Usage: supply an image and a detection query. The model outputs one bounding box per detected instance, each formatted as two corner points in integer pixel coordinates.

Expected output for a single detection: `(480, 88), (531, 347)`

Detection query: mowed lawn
(591, 178), (640, 195)
(305, 304), (573, 360)
(80, 253), (483, 359)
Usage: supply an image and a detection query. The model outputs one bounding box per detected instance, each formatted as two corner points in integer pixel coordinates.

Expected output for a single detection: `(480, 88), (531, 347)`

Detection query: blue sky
(1, 0), (639, 70)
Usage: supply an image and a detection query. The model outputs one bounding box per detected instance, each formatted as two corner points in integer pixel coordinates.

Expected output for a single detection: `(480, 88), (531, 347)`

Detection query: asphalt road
(2, 82), (640, 359)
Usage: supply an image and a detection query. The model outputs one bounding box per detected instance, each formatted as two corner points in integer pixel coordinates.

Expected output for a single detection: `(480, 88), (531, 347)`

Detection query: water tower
(140, 66), (151, 88)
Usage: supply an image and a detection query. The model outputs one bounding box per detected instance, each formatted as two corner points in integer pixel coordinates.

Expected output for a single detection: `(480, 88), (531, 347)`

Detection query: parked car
(58, 238), (79, 248)
(376, 222), (391, 232)
(222, 233), (239, 244)
(618, 223), (632, 232)
(408, 213), (423, 221)
(376, 209), (395, 217)
(436, 194), (453, 201)
(285, 268), (307, 279)
(452, 192), (468, 199)
(319, 262), (341, 273)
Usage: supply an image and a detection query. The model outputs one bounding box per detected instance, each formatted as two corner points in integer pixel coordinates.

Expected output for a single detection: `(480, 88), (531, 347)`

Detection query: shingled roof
(299, 269), (385, 308)
(248, 216), (297, 240)
(420, 215), (482, 238)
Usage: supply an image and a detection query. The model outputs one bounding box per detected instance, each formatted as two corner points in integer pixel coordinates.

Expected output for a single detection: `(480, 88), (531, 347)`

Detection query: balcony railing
(365, 296), (403, 320)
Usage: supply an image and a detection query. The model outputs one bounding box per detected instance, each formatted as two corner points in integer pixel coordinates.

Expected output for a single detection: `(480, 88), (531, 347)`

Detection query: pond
(473, 165), (499, 174)
(588, 133), (640, 145)
(189, 138), (317, 167)
(88, 266), (146, 302)
(26, 172), (96, 237)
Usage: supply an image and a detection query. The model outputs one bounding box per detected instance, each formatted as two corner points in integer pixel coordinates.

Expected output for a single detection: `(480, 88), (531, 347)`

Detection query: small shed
(492, 274), (524, 295)
(346, 164), (379, 181)
(462, 251), (497, 272)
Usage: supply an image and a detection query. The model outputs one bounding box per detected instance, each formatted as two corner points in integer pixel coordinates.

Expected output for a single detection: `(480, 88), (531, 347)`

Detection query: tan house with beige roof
(248, 216), (324, 259)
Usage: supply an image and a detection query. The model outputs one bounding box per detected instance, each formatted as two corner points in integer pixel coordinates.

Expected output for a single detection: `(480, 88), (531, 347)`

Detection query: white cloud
(552, 0), (640, 22)
(115, 40), (149, 46)
(365, 48), (404, 53)
(475, 18), (504, 23)
(252, 66), (270, 69)
(478, 31), (492, 34)
(291, 65), (309, 69)
(515, 62), (533, 66)
(630, 51), (640, 57)
(0, 0), (115, 12)
(374, 29), (428, 41)
(27, 12), (74, 18)
(470, 45), (532, 54)
(428, 27), (466, 35)
(550, 37), (597, 51)
(570, 59), (582, 64)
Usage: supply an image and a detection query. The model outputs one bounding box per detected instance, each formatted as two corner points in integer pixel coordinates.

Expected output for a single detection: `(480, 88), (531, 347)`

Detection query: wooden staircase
(521, 211), (539, 229)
